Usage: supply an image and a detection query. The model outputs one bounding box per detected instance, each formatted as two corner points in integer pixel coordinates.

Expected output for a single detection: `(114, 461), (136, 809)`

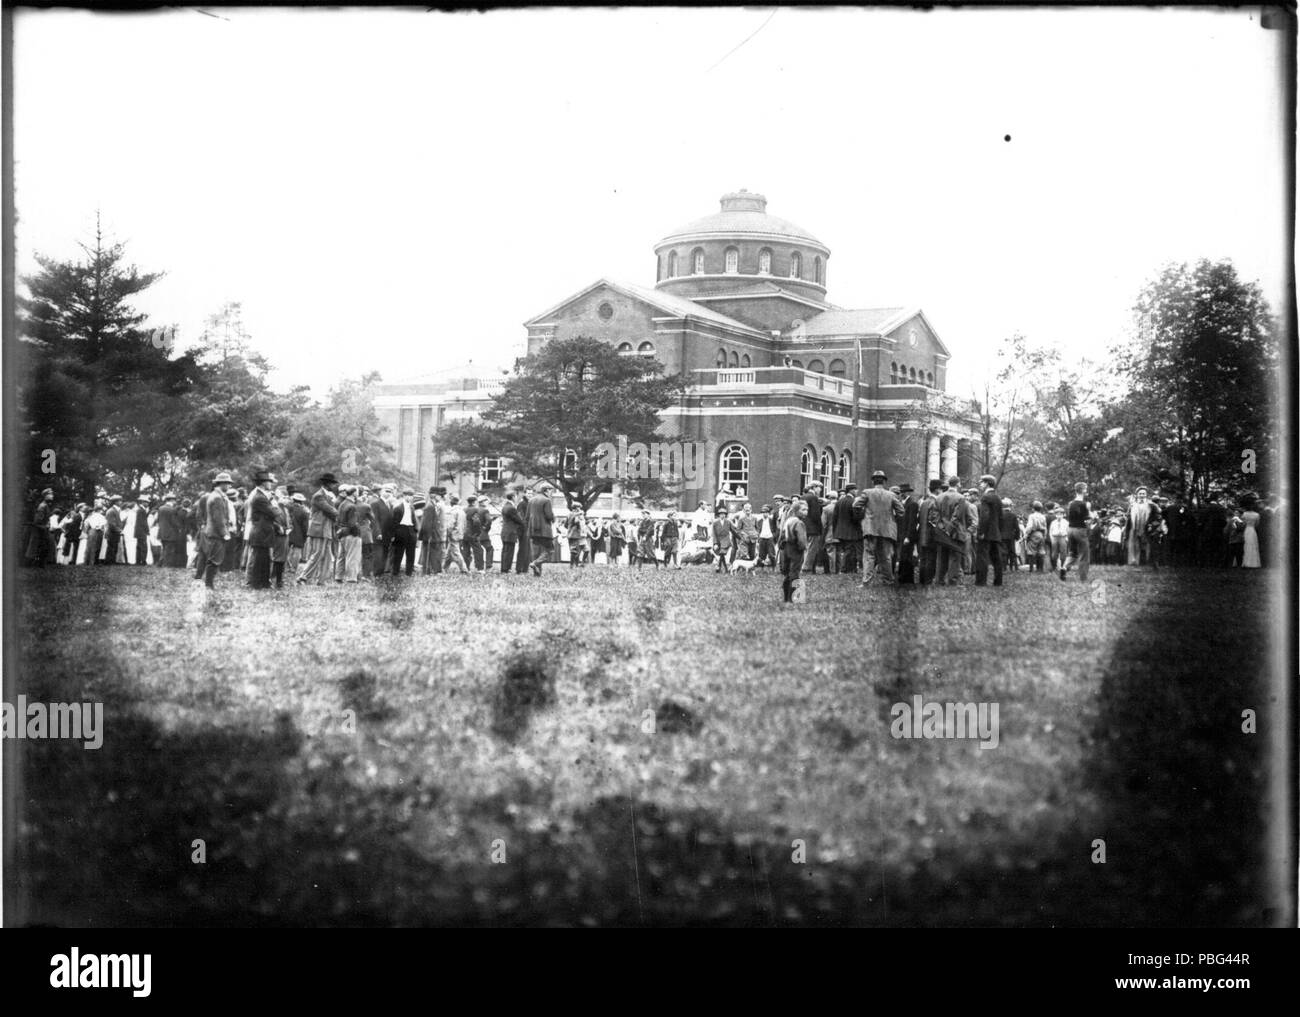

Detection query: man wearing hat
(388, 487), (418, 577)
(370, 484), (394, 577)
(829, 487), (858, 573)
(132, 496), (152, 565)
(287, 492), (310, 568)
(498, 492), (522, 574)
(421, 488), (446, 575)
(25, 487), (55, 566)
(916, 479), (945, 585)
(897, 483), (920, 584)
(298, 473), (339, 585)
(854, 471), (903, 586)
(975, 474), (1005, 586)
(526, 485), (556, 576)
(198, 471), (235, 588)
(103, 495), (127, 565)
(61, 502), (86, 567)
(355, 487), (376, 578)
(156, 494), (185, 567)
(462, 495), (482, 572)
(333, 483), (362, 583)
(801, 483), (825, 576)
(247, 469), (282, 590)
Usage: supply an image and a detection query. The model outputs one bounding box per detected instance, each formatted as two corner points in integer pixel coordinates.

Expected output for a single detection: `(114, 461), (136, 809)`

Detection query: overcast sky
(11, 6), (1291, 400)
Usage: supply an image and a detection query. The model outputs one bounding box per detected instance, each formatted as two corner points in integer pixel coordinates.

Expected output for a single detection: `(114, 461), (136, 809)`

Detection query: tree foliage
(16, 220), (196, 502)
(1118, 259), (1277, 501)
(274, 372), (408, 490)
(435, 336), (684, 510)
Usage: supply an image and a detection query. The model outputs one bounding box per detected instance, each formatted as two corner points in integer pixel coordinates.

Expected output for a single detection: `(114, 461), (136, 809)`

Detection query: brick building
(373, 190), (982, 508)
(523, 190), (983, 508)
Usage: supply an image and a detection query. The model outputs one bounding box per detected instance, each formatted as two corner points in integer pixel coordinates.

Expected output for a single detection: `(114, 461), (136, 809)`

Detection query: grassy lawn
(8, 562), (1274, 926)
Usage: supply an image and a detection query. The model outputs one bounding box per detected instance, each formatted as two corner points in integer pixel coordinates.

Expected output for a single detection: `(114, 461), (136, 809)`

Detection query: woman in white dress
(1242, 505), (1262, 568)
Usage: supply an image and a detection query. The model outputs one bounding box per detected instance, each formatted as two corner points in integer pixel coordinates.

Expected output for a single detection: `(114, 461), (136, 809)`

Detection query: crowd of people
(23, 467), (1282, 602)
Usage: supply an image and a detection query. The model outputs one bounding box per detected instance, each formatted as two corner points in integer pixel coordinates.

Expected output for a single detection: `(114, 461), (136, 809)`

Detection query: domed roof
(657, 190), (827, 250)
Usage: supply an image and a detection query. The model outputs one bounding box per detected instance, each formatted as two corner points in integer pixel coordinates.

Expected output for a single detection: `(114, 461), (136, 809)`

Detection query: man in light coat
(526, 486), (556, 575)
(297, 472), (339, 585)
(854, 470), (903, 585)
(201, 471), (234, 588)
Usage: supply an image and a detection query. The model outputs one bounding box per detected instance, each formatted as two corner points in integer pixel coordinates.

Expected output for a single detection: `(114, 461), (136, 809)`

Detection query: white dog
(730, 555), (758, 574)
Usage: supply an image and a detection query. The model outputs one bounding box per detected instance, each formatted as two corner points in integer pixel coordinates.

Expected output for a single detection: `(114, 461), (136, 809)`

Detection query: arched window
(667, 251), (677, 278)
(814, 255), (823, 285)
(790, 252), (802, 279)
(829, 358), (846, 378)
(909, 367), (917, 382)
(692, 248), (705, 275)
(563, 448), (578, 474)
(925, 370), (934, 387)
(637, 341), (655, 357)
(758, 248), (772, 275)
(617, 342), (633, 355)
(729, 351), (740, 368)
(580, 362), (596, 383)
(724, 247), (739, 274)
(890, 362), (899, 384)
(716, 348), (728, 368)
(791, 359), (803, 369)
(838, 450), (852, 488)
(819, 448), (834, 490)
(808, 358), (825, 374)
(719, 442), (749, 495)
(741, 353), (751, 368)
(799, 446), (816, 492)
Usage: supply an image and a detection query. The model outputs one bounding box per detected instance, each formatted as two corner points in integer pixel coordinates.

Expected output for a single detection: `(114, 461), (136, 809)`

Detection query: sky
(10, 6), (1292, 401)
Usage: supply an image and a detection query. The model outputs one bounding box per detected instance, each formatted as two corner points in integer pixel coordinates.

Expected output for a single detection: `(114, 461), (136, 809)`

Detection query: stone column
(926, 432), (941, 482)
(956, 438), (973, 481)
(940, 435), (958, 481)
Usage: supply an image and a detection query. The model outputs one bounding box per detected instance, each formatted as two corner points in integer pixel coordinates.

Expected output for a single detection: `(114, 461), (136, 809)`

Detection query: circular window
(598, 302), (614, 321)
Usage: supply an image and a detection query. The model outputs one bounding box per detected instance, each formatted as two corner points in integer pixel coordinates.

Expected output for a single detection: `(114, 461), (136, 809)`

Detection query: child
(1023, 501), (1048, 573)
(710, 506), (737, 573)
(1048, 507), (1069, 571)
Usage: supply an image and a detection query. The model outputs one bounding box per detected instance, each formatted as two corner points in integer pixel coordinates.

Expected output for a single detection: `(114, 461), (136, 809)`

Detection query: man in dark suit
(463, 495), (482, 572)
(388, 488), (418, 577)
(61, 502), (85, 567)
(156, 494), (185, 567)
(246, 469), (280, 590)
(897, 483), (920, 584)
(371, 485), (394, 576)
(917, 479), (943, 585)
(104, 496), (126, 564)
(801, 483), (824, 575)
(478, 496), (496, 570)
(288, 493), (310, 567)
(500, 492), (523, 573)
(831, 484), (860, 573)
(515, 488), (532, 574)
(975, 473), (1005, 587)
(526, 487), (556, 575)
(132, 497), (151, 565)
(419, 488), (443, 575)
(1199, 493), (1228, 567)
